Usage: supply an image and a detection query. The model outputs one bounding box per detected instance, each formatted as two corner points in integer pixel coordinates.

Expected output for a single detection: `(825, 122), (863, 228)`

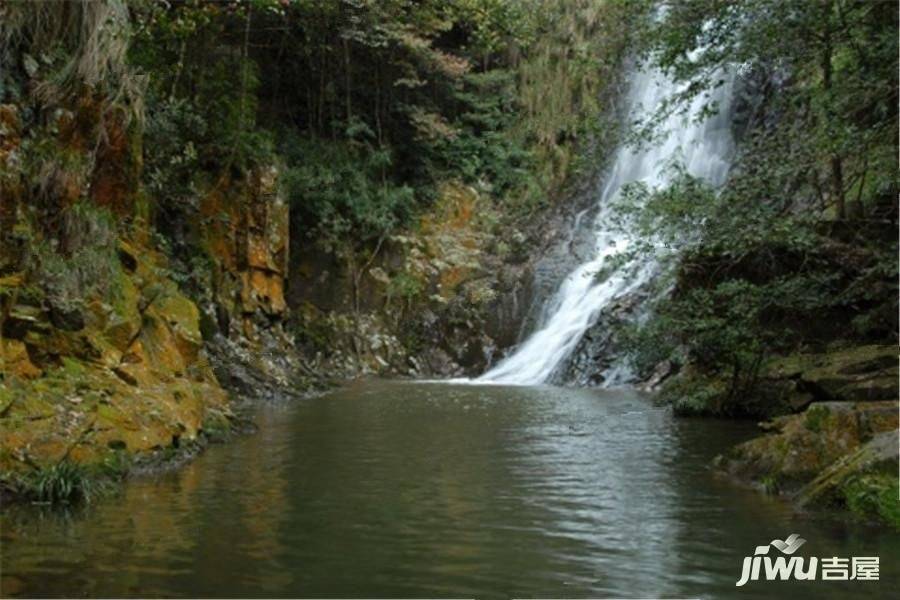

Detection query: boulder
(795, 431), (899, 509)
(716, 400), (898, 494)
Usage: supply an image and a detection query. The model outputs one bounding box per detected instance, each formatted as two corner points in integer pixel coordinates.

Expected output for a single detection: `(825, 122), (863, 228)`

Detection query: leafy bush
(280, 135), (415, 248)
(614, 166), (895, 412)
(132, 2), (274, 179)
(142, 96), (206, 199)
(428, 70), (532, 194)
(386, 272), (425, 308)
(843, 474), (900, 528)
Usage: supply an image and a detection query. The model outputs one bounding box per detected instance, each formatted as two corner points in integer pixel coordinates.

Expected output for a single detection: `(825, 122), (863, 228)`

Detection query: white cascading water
(477, 64), (736, 386)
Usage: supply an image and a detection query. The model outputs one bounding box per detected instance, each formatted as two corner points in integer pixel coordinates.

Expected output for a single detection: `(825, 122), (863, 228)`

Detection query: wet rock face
(0, 86), (302, 486)
(1, 239), (230, 472)
(194, 166), (303, 399)
(200, 166), (290, 335)
(0, 90), (242, 476)
(241, 166), (289, 318)
(410, 302), (500, 377)
(279, 170), (612, 381)
(474, 180), (610, 377)
(554, 288), (646, 386)
(89, 103), (142, 216)
(478, 262), (534, 353)
(558, 324), (616, 386)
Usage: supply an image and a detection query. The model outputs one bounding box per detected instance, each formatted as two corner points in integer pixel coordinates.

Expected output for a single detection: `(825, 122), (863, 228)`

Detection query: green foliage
(386, 271), (425, 307)
(449, 0), (538, 65)
(804, 405), (831, 433)
(126, 0), (633, 254)
(639, 0), (898, 219)
(617, 318), (677, 377)
(142, 97), (205, 199)
(280, 135), (414, 248)
(760, 473), (781, 495)
(131, 0), (274, 180)
(511, 0), (639, 208)
(842, 474), (900, 528)
(426, 70), (532, 194)
(99, 450), (132, 480)
(13, 462), (102, 505)
(659, 371), (726, 417)
(615, 164), (894, 413)
(27, 201), (123, 311)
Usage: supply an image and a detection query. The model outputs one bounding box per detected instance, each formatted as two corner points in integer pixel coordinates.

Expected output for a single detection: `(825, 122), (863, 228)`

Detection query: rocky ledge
(714, 345), (899, 526)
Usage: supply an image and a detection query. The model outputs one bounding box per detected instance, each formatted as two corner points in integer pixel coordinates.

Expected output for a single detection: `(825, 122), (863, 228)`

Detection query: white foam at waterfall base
(472, 64), (736, 386)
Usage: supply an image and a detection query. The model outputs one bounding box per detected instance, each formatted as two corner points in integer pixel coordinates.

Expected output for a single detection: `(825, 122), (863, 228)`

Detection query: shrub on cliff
(616, 169), (896, 415)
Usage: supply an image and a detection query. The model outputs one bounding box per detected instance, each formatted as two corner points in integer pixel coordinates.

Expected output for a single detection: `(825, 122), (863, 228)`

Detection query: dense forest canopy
(2, 0), (638, 334)
(121, 0), (637, 248)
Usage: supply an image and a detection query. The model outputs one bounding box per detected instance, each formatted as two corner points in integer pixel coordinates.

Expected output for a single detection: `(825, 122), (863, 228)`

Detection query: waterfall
(477, 65), (736, 386)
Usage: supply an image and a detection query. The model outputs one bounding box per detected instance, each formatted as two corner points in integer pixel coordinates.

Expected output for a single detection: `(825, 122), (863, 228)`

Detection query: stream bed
(2, 380), (897, 598)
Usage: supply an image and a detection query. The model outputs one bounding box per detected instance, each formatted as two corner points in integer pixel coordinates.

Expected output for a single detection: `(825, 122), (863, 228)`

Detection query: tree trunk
(830, 154), (845, 219)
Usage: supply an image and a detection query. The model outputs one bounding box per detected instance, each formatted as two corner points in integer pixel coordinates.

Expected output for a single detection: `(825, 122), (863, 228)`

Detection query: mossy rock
(841, 472), (900, 528)
(1, 235), (231, 477)
(1, 338), (42, 379)
(103, 272), (141, 352)
(795, 431), (899, 527)
(767, 345), (898, 402)
(717, 400), (898, 494)
(147, 287), (203, 364)
(2, 357), (228, 473)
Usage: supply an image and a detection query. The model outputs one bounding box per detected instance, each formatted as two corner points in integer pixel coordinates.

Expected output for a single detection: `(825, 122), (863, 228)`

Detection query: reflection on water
(2, 380), (897, 598)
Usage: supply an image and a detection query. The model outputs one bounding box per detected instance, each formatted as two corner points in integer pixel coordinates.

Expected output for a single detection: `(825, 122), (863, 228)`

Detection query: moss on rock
(1, 237), (231, 486)
(715, 399), (898, 526)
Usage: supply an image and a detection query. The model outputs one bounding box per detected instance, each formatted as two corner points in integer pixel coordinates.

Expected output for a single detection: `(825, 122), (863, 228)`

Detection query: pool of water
(2, 380), (897, 598)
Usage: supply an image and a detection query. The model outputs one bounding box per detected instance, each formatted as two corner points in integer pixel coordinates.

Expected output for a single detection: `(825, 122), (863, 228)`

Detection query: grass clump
(7, 461), (106, 505)
(804, 405), (831, 433)
(842, 474), (900, 529)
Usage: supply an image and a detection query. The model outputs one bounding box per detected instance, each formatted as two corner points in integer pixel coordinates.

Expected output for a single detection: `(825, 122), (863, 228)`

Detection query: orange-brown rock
(198, 166), (289, 337)
(1, 339), (41, 379)
(0, 237), (231, 473)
